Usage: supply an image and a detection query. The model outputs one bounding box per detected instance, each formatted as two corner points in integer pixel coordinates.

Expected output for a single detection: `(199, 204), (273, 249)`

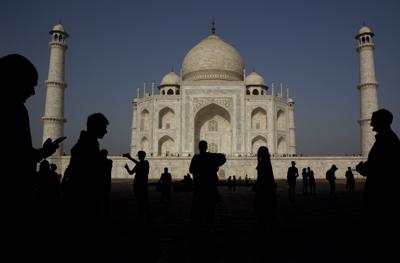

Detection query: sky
(1, 0), (399, 156)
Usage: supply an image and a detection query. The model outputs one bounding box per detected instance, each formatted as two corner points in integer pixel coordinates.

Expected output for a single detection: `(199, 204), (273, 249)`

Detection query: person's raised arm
(122, 153), (139, 164)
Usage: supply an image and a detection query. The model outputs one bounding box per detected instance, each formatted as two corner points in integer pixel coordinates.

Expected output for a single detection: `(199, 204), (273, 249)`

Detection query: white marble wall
(53, 155), (366, 181)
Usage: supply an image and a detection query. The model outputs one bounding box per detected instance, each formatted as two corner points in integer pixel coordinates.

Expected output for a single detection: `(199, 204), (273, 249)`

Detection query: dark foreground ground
(110, 179), (369, 263)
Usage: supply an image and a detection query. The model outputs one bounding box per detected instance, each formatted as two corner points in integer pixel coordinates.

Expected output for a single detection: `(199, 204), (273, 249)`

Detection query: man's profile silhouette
(356, 109), (400, 259)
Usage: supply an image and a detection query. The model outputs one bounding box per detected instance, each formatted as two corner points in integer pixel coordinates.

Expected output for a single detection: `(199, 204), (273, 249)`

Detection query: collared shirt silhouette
(189, 140), (226, 229)
(356, 109), (400, 259)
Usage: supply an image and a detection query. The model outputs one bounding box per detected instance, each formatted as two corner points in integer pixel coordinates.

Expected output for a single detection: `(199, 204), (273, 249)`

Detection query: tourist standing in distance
(124, 151), (151, 225)
(325, 165), (338, 199)
(345, 167), (355, 192)
(287, 161), (299, 202)
(159, 167), (172, 203)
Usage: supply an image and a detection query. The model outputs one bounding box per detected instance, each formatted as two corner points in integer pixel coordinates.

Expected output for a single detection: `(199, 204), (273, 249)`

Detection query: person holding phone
(1, 54), (59, 259)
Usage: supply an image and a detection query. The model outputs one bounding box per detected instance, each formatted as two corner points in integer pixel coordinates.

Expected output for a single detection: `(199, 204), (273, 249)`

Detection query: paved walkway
(110, 179), (369, 263)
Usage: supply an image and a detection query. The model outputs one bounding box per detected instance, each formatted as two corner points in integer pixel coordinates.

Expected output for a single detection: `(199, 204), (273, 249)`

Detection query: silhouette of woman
(254, 146), (278, 232)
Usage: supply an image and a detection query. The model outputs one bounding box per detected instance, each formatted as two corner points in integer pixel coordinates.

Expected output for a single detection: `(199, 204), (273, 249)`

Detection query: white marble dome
(160, 71), (180, 86)
(245, 71), (265, 87)
(52, 24), (65, 32)
(358, 26), (373, 35)
(181, 34), (244, 81)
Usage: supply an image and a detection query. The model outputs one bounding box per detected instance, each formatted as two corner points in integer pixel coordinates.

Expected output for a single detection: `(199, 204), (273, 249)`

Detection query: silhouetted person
(307, 167), (316, 195)
(326, 165), (337, 199)
(232, 175), (237, 192)
(254, 146), (278, 233)
(64, 112), (110, 260)
(245, 174), (250, 185)
(345, 167), (355, 192)
(50, 163), (62, 184)
(356, 109), (400, 260)
(1, 54), (59, 259)
(189, 140), (226, 231)
(301, 167), (309, 195)
(159, 167), (172, 203)
(227, 176), (232, 191)
(287, 161), (299, 202)
(124, 151), (151, 225)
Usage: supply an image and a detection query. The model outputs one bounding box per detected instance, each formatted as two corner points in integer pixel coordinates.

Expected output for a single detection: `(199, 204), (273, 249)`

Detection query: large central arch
(194, 103), (232, 154)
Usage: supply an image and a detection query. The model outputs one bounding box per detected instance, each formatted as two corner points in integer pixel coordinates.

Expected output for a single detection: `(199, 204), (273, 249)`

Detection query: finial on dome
(171, 66), (175, 73)
(211, 19), (216, 35)
(252, 67), (256, 72)
(362, 21), (366, 27)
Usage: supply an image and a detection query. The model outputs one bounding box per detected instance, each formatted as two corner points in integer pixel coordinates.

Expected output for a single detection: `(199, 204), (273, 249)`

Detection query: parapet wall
(52, 156), (366, 180)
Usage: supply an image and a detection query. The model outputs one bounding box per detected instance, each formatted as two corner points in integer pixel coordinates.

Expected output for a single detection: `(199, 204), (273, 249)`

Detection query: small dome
(52, 24), (65, 32)
(359, 26), (372, 35)
(160, 71), (180, 87)
(356, 25), (374, 39)
(181, 34), (244, 81)
(245, 71), (265, 87)
(50, 23), (68, 37)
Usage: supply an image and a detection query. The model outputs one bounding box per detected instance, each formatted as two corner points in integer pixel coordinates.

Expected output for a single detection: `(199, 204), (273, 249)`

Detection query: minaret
(288, 97), (296, 155)
(356, 25), (379, 156)
(42, 23), (68, 155)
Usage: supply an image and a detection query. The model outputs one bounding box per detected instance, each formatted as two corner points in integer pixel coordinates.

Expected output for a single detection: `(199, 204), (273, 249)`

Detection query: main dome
(181, 34), (244, 81)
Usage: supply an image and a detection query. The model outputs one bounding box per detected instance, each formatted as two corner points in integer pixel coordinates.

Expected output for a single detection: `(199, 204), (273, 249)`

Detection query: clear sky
(1, 0), (399, 156)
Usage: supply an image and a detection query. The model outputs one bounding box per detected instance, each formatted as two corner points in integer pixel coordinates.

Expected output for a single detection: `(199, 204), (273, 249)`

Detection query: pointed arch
(251, 107), (267, 129)
(194, 103), (232, 154)
(158, 107), (175, 129)
(277, 109), (286, 130)
(158, 135), (175, 156)
(277, 136), (286, 154)
(140, 109), (150, 131)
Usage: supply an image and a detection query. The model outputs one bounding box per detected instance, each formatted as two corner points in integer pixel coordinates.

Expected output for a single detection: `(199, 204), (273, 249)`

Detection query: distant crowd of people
(3, 53), (400, 261)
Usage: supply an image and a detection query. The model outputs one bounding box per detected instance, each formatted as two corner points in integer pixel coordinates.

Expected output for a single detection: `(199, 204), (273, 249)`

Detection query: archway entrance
(194, 103), (232, 154)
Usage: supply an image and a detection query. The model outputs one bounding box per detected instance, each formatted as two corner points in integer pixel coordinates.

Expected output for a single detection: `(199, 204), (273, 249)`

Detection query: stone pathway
(110, 179), (369, 263)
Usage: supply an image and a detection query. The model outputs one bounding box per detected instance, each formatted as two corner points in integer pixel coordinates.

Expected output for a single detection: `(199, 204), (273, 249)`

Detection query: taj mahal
(42, 23), (379, 180)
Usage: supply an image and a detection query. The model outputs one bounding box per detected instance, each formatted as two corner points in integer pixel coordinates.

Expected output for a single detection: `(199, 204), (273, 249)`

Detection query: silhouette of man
(356, 109), (400, 259)
(287, 161), (299, 202)
(345, 167), (355, 192)
(124, 151), (151, 225)
(189, 140), (226, 231)
(63, 113), (109, 261)
(307, 167), (316, 195)
(159, 167), (172, 203)
(1, 54), (59, 259)
(326, 165), (337, 199)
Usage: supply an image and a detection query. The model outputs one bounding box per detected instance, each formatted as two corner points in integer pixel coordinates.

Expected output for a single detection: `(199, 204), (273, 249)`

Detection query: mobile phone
(53, 136), (67, 144)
